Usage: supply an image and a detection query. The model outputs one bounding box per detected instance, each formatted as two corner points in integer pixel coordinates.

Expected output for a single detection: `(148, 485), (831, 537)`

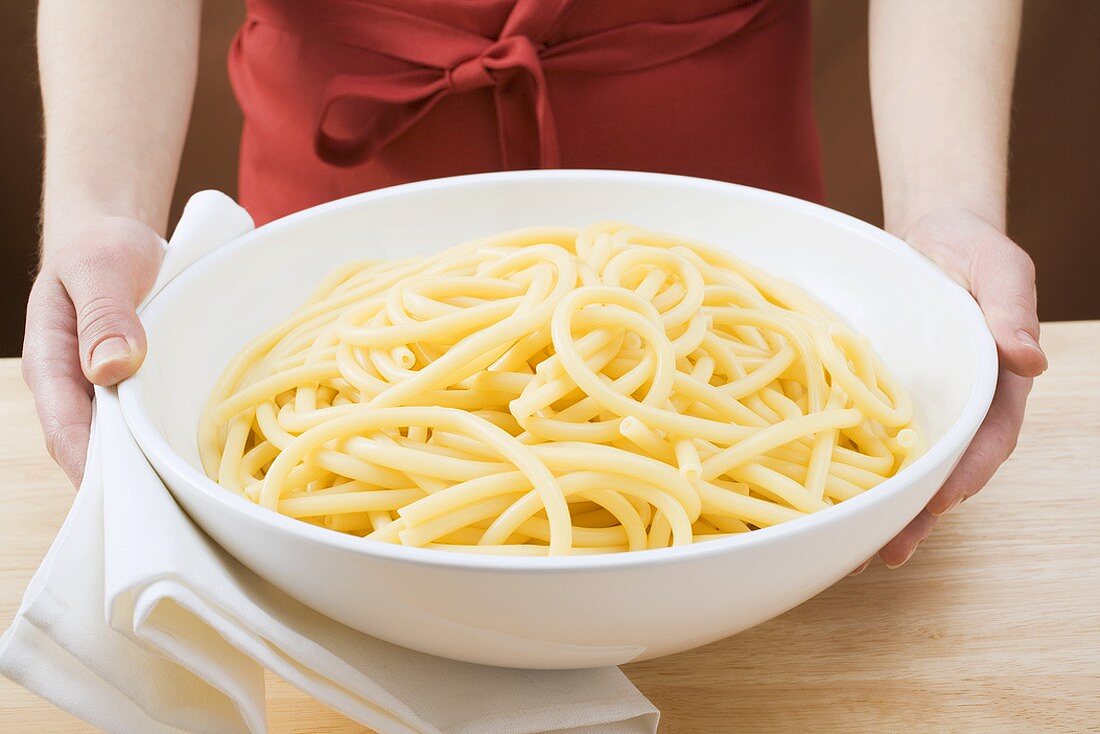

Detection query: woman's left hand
(869, 208), (1047, 570)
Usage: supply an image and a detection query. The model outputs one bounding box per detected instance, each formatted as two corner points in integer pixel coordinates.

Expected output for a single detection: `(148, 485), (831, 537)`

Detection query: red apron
(229, 0), (823, 225)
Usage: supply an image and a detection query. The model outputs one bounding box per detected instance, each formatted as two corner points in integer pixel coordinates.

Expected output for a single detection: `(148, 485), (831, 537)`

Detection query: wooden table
(2, 321), (1097, 733)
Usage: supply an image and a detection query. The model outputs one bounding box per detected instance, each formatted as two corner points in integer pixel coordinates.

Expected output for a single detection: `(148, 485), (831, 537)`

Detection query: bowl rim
(118, 169), (998, 573)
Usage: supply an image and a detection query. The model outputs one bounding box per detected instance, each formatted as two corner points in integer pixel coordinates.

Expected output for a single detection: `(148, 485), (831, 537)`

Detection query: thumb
(58, 230), (164, 386)
(970, 239), (1047, 379)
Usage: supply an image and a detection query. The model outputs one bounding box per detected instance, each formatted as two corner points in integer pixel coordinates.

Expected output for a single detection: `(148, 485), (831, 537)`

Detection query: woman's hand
(22, 215), (164, 486)
(874, 207), (1045, 569)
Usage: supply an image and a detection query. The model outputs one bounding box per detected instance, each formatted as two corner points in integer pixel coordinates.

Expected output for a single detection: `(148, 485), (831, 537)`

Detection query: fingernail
(90, 337), (132, 372)
(884, 545), (918, 570)
(930, 493), (964, 517)
(1016, 330), (1048, 371)
(946, 493), (965, 513)
(886, 527), (933, 569)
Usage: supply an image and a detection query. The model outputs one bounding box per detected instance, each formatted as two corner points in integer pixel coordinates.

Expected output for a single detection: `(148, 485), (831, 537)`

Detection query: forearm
(37, 0), (201, 256)
(869, 0), (1022, 237)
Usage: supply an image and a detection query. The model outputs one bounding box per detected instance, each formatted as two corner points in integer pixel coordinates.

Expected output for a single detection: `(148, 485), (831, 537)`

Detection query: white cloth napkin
(0, 192), (659, 734)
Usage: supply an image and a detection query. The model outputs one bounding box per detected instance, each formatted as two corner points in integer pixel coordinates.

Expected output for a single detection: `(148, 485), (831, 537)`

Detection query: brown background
(1, 1), (1097, 357)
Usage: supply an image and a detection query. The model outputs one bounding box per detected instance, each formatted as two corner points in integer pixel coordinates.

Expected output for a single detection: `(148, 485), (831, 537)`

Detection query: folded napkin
(0, 192), (659, 734)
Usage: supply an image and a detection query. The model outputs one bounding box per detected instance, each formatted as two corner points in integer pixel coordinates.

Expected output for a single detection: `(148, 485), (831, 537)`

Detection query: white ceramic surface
(118, 170), (997, 669)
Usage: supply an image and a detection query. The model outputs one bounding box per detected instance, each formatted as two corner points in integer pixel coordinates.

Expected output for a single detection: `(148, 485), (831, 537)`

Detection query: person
(24, 0), (1045, 570)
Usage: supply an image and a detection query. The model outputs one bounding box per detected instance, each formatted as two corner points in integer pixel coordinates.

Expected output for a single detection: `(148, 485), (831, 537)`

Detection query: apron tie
(315, 32), (560, 169)
(247, 0), (775, 170)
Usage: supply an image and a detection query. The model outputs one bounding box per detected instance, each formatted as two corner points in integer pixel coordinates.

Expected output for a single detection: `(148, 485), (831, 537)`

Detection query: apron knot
(448, 35), (542, 93)
(315, 32), (558, 169)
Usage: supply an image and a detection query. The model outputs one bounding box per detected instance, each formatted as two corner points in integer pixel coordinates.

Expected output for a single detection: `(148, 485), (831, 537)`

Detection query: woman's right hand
(22, 215), (165, 486)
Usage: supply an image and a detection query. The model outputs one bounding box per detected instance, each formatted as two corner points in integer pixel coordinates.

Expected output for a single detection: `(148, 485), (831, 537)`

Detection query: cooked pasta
(200, 223), (921, 556)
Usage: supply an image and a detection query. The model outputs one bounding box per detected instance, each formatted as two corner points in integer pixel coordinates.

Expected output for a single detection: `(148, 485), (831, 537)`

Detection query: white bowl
(118, 170), (996, 669)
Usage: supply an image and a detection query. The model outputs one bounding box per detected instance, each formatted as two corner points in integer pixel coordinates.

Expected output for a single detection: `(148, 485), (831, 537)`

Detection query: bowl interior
(126, 171), (992, 539)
